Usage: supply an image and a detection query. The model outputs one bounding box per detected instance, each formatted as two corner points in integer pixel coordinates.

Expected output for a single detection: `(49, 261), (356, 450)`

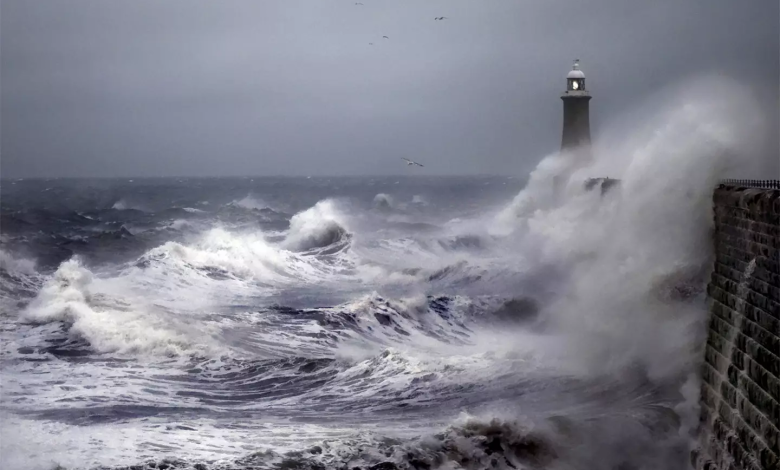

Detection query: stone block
(737, 319), (780, 361)
(750, 265), (779, 289)
(744, 358), (780, 403)
(704, 331), (733, 362)
(702, 377), (722, 411)
(709, 315), (737, 345)
(764, 298), (780, 320)
(736, 373), (780, 428)
(734, 335), (779, 376)
(742, 302), (779, 336)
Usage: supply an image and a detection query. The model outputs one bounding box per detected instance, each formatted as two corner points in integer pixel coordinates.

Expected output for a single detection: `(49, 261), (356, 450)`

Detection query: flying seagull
(355, 2), (363, 5)
(402, 158), (424, 167)
(435, 16), (448, 20)
(383, 35), (389, 39)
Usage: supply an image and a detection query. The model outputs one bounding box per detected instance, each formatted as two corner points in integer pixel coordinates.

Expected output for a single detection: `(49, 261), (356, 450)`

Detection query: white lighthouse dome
(567, 59), (585, 78)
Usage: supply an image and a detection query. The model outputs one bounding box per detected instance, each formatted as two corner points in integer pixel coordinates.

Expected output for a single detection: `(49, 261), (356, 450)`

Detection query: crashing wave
(20, 258), (199, 356)
(373, 193), (394, 211)
(282, 200), (352, 252)
(411, 194), (428, 206)
(102, 401), (685, 470)
(0, 249), (37, 276)
(0, 250), (41, 311)
(111, 199), (146, 211)
(230, 195), (273, 211)
(133, 225), (355, 287)
(210, 417), (557, 470)
(436, 234), (485, 251)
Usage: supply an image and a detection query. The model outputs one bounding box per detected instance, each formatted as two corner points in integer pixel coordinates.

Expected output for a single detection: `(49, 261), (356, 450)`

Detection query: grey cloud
(2, 0), (778, 177)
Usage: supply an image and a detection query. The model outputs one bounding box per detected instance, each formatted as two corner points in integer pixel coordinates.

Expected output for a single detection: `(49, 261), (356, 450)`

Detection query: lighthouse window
(572, 80), (579, 90)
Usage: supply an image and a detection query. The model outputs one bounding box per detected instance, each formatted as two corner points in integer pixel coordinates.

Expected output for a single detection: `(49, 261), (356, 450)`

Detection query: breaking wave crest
(139, 229), (309, 283)
(0, 250), (37, 275)
(20, 259), (199, 356)
(282, 199), (352, 253)
(230, 195), (274, 211)
(111, 199), (146, 211)
(0, 250), (41, 311)
(373, 193), (394, 211)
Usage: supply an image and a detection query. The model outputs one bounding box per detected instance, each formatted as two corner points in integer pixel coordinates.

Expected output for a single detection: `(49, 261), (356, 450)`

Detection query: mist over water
(0, 76), (765, 470)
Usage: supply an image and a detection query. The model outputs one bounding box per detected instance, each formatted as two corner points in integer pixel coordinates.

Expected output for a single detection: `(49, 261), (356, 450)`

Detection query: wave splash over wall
(478, 75), (763, 469)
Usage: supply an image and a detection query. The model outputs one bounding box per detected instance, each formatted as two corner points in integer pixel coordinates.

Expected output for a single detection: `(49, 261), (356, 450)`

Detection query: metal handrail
(719, 179), (780, 189)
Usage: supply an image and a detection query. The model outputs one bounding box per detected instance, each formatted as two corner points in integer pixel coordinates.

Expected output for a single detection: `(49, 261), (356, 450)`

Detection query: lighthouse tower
(560, 59), (591, 152)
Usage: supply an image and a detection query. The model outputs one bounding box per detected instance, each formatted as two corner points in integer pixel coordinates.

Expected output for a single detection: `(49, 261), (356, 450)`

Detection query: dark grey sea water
(0, 176), (696, 470)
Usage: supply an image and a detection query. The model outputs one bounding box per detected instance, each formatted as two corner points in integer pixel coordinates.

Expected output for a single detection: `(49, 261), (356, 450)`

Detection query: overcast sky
(2, 0), (778, 177)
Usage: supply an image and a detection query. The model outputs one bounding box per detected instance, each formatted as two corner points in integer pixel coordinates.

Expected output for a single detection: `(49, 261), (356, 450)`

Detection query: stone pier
(693, 180), (779, 470)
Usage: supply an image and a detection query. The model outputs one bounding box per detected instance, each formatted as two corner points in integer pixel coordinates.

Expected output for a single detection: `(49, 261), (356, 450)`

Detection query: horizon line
(1, 173), (524, 180)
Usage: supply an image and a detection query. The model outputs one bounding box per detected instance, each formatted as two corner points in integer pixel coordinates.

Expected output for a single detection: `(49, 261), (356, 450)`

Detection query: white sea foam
(0, 250), (41, 312)
(373, 193), (394, 210)
(111, 199), (144, 211)
(136, 223), (357, 292)
(0, 250), (37, 275)
(411, 194), (428, 206)
(231, 194), (272, 211)
(282, 199), (351, 252)
(166, 219), (193, 231)
(152, 230), (298, 281)
(20, 259), (202, 356)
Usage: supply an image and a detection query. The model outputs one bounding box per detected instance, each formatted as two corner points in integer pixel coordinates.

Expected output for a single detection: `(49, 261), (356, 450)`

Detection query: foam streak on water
(0, 76), (768, 470)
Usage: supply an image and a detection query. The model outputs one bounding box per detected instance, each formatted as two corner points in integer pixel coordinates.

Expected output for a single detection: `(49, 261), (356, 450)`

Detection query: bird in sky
(383, 36), (389, 39)
(402, 158), (424, 167)
(435, 16), (448, 20)
(369, 42), (374, 45)
(355, 2), (363, 5)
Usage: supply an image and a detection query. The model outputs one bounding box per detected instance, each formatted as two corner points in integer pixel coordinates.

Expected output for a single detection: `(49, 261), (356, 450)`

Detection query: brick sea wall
(693, 184), (780, 470)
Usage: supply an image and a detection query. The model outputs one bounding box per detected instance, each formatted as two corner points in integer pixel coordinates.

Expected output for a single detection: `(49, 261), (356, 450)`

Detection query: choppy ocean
(0, 171), (712, 470)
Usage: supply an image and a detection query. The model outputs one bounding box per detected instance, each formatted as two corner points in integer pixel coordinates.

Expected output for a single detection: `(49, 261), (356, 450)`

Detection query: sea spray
(282, 199), (352, 252)
(491, 76), (760, 365)
(485, 75), (765, 468)
(373, 193), (395, 211)
(0, 249), (37, 275)
(230, 194), (273, 211)
(21, 259), (198, 356)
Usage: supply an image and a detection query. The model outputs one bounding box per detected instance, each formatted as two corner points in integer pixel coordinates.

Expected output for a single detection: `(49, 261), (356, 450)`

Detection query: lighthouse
(553, 60), (599, 200)
(560, 59), (591, 152)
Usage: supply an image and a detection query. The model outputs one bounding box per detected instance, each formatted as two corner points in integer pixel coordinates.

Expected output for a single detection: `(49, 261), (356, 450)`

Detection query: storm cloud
(1, 0), (778, 177)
